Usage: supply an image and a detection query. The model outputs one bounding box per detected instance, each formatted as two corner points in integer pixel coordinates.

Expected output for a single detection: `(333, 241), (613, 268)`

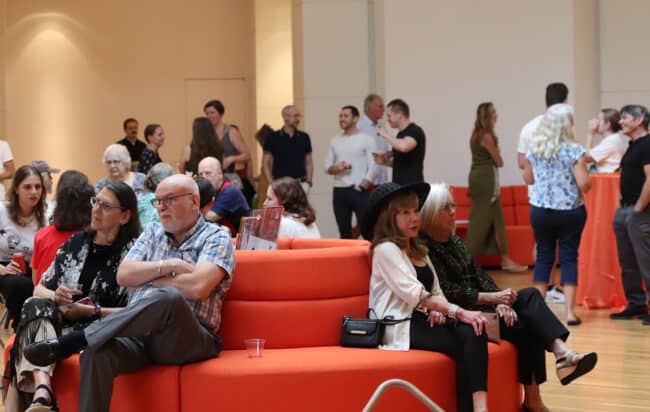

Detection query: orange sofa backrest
(291, 238), (370, 249)
(220, 246), (371, 350)
(451, 186), (471, 220)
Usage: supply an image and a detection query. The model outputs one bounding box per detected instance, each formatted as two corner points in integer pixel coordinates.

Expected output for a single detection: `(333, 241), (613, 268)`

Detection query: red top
(30, 225), (77, 285)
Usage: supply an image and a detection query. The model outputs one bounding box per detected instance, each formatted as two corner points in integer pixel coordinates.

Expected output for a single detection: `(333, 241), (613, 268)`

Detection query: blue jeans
(530, 205), (587, 285)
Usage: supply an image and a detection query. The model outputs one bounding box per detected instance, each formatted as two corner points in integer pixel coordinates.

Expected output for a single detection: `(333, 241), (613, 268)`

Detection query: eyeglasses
(150, 192), (193, 208)
(443, 202), (457, 213)
(90, 197), (124, 212)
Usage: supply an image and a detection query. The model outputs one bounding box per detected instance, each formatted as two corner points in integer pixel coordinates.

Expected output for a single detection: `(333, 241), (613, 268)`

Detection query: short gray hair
(103, 144), (131, 168)
(363, 94), (382, 112)
(420, 182), (453, 232)
(144, 163), (175, 192)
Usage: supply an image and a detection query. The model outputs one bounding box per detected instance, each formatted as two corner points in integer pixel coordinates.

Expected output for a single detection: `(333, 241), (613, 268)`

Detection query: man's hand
(378, 127), (392, 141)
(162, 258), (194, 277)
(372, 152), (388, 165)
(336, 161), (351, 173)
(496, 304), (518, 327)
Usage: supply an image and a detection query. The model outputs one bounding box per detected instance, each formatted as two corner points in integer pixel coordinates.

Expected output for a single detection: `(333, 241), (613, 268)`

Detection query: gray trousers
(78, 286), (220, 412)
(613, 206), (650, 307)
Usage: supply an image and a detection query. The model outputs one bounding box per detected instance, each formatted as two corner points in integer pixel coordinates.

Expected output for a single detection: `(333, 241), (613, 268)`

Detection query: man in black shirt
(610, 104), (650, 323)
(116, 118), (146, 170)
(375, 99), (425, 185)
(262, 105), (313, 193)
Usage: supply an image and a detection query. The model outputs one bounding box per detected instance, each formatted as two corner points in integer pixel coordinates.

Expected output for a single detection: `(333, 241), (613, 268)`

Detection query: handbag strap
(367, 308), (411, 325)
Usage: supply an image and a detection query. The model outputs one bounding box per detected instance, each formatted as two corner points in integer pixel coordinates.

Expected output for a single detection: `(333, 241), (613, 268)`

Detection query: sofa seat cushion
(181, 343), (521, 412)
(53, 354), (181, 412)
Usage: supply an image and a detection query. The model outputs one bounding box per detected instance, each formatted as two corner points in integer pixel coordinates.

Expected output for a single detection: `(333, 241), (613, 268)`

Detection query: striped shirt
(126, 215), (234, 332)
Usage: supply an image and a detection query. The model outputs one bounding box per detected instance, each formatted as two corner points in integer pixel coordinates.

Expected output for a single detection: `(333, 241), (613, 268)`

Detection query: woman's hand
(497, 304), (518, 327)
(456, 309), (487, 336)
(587, 118), (599, 134)
(53, 285), (82, 306)
(222, 156), (235, 170)
(59, 303), (94, 321)
(427, 310), (446, 327)
(493, 288), (517, 306)
(0, 261), (21, 275)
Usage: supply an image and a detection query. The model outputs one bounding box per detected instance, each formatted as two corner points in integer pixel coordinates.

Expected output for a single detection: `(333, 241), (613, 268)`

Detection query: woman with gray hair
(419, 182), (597, 412)
(94, 144), (146, 195)
(137, 163), (175, 229)
(522, 105), (591, 325)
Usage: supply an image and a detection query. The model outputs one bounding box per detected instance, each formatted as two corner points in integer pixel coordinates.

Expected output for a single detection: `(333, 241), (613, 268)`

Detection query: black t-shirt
(620, 134), (650, 205)
(117, 137), (146, 163)
(392, 123), (425, 185)
(263, 129), (313, 179)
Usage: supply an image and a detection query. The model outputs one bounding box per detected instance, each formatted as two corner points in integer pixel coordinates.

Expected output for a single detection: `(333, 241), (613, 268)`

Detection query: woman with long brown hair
(263, 177), (320, 238)
(179, 117), (225, 175)
(467, 102), (526, 272)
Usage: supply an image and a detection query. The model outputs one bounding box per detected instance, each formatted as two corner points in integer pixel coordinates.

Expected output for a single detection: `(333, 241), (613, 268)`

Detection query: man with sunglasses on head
(24, 174), (234, 412)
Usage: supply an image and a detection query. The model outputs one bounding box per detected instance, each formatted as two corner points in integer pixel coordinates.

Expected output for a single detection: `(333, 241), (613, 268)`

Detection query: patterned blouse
(40, 231), (133, 309)
(421, 233), (500, 310)
(138, 148), (162, 174)
(526, 142), (585, 210)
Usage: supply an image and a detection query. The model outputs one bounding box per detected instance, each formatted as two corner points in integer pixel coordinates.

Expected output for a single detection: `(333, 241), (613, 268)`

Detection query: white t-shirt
(0, 202), (39, 262)
(278, 216), (320, 239)
(324, 132), (378, 187)
(589, 132), (629, 173)
(0, 141), (14, 201)
(517, 115), (543, 154)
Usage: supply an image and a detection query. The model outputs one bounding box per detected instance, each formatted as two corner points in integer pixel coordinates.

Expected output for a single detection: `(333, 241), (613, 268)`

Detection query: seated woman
(263, 177), (320, 239)
(361, 182), (489, 412)
(419, 182), (598, 412)
(31, 170), (94, 285)
(95, 144), (146, 194)
(0, 165), (48, 328)
(137, 163), (175, 229)
(6, 182), (140, 412)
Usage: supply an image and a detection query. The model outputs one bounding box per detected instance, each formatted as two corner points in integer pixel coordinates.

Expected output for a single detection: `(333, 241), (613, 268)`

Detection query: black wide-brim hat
(360, 182), (430, 241)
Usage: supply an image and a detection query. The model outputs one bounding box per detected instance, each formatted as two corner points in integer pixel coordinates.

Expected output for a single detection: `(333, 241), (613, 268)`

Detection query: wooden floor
(0, 269), (647, 411)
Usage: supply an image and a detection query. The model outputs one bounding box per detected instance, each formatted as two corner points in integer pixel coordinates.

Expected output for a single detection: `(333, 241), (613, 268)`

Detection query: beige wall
(1, 0), (255, 184)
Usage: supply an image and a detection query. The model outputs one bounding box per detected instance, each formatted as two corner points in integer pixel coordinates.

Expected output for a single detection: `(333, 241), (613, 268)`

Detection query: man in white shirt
(357, 94), (389, 185)
(0, 140), (15, 201)
(324, 105), (378, 238)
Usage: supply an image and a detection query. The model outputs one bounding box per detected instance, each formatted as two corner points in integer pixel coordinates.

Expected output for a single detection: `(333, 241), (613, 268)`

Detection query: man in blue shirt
(199, 156), (251, 235)
(25, 174), (235, 412)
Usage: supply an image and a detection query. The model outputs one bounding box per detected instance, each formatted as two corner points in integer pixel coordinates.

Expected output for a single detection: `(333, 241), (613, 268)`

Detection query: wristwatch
(447, 304), (459, 319)
(93, 303), (101, 318)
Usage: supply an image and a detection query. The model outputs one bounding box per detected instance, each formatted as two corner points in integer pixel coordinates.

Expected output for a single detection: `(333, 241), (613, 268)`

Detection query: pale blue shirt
(357, 115), (390, 185)
(527, 142), (585, 210)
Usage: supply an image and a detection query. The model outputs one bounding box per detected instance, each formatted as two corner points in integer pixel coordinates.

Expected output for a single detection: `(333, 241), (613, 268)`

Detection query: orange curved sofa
(27, 239), (521, 411)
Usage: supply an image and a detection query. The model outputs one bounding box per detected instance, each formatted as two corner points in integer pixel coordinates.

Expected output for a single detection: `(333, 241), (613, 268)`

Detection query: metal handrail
(362, 378), (445, 412)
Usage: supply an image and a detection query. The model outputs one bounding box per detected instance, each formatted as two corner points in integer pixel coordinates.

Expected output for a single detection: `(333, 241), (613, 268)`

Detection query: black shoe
(641, 314), (650, 325)
(609, 305), (648, 320)
(24, 338), (70, 367)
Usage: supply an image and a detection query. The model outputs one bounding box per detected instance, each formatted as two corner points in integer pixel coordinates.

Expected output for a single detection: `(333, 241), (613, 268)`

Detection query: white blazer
(369, 241), (448, 351)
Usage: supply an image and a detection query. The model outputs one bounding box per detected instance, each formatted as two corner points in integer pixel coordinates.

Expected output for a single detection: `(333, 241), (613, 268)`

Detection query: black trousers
(410, 313), (488, 412)
(499, 287), (569, 385)
(0, 270), (34, 330)
(332, 187), (370, 239)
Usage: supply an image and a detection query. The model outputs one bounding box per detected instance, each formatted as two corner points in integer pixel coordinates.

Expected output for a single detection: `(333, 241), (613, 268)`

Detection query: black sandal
(556, 351), (598, 385)
(25, 384), (59, 412)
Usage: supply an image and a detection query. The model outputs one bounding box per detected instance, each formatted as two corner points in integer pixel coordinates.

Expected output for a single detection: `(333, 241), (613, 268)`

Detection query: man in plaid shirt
(25, 174), (235, 412)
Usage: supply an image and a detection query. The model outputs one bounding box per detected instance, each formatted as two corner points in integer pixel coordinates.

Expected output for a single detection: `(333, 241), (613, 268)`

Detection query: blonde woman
(523, 105), (591, 325)
(467, 102), (526, 272)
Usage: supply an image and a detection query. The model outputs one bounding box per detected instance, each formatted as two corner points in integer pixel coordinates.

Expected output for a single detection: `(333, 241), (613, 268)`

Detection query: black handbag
(340, 309), (410, 348)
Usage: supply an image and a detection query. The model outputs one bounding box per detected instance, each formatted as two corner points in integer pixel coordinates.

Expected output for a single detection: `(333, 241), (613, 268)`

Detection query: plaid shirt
(126, 215), (234, 333)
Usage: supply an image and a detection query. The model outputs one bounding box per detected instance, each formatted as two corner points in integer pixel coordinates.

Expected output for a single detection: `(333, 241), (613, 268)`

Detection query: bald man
(25, 174), (235, 412)
(263, 104), (314, 193)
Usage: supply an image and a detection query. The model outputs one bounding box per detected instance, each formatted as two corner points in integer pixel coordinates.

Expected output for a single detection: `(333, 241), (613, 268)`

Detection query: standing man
(198, 156), (250, 236)
(610, 105), (650, 322)
(324, 105), (378, 238)
(263, 105), (313, 193)
(375, 99), (426, 185)
(25, 174), (234, 412)
(116, 118), (146, 171)
(357, 94), (389, 185)
(517, 83), (571, 304)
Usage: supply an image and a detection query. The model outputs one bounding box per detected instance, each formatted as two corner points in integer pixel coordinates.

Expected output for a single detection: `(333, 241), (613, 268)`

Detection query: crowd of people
(0, 85), (645, 411)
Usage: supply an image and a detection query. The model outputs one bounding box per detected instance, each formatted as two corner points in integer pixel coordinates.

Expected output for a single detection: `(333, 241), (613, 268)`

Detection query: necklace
(17, 214), (35, 226)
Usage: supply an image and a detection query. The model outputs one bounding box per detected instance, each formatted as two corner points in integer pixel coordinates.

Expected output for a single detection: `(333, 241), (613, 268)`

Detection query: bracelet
(417, 292), (432, 307)
(93, 303), (101, 318)
(447, 303), (459, 319)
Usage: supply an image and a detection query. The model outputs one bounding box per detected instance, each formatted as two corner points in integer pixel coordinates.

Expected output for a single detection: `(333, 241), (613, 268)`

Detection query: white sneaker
(546, 287), (566, 304)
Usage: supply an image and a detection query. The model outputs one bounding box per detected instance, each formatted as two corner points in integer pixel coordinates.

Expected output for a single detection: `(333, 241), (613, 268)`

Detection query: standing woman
(584, 108), (628, 173)
(467, 102), (526, 272)
(361, 182), (489, 412)
(0, 165), (48, 327)
(138, 124), (166, 174)
(523, 105), (591, 325)
(95, 144), (146, 195)
(179, 117), (224, 176)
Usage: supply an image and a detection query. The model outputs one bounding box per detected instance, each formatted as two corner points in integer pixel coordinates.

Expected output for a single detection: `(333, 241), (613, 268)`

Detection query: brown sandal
(556, 351), (597, 385)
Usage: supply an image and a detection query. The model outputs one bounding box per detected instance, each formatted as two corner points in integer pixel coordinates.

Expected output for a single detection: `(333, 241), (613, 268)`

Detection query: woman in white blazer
(361, 182), (489, 412)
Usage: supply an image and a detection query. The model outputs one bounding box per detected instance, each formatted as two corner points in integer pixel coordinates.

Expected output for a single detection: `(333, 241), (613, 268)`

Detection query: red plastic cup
(12, 253), (25, 274)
